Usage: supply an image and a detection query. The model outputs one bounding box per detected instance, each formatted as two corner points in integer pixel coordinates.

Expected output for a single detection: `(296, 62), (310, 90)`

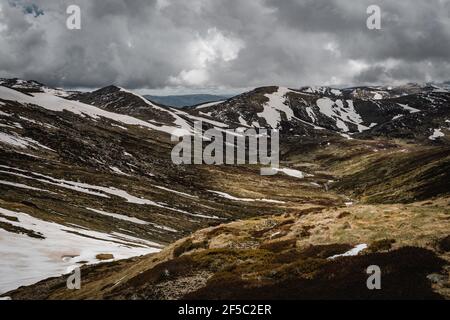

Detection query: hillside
(0, 78), (449, 299)
(145, 94), (232, 108)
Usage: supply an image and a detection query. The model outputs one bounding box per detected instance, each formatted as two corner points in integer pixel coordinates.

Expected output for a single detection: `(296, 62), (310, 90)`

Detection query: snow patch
(0, 180), (52, 193)
(110, 166), (129, 176)
(398, 103), (420, 113)
(429, 128), (444, 140)
(257, 87), (294, 128)
(0, 111), (12, 117)
(0, 207), (160, 294)
(271, 168), (309, 179)
(238, 116), (248, 126)
(328, 244), (368, 260)
(87, 208), (150, 225)
(316, 98), (367, 133)
(208, 190), (285, 203)
(0, 166), (215, 219)
(0, 86), (190, 137)
(195, 100), (224, 109)
(154, 185), (198, 198)
(0, 132), (54, 150)
(373, 93), (383, 100)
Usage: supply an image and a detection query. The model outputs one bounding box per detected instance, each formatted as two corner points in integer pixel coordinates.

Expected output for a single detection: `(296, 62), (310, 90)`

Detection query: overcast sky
(0, 0), (449, 94)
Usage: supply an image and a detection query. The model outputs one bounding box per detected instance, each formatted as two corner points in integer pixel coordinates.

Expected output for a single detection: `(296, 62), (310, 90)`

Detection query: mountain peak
(0, 78), (48, 92)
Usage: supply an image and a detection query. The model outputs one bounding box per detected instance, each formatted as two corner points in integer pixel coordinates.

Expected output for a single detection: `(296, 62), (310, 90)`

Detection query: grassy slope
(4, 138), (450, 300)
(7, 197), (449, 299)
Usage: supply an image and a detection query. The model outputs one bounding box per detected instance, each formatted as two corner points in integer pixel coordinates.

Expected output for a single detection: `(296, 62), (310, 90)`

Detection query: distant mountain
(144, 94), (232, 108)
(190, 84), (450, 141)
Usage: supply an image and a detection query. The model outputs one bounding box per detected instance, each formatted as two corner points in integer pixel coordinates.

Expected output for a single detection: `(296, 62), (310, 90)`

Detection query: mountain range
(144, 94), (233, 108)
(0, 78), (449, 299)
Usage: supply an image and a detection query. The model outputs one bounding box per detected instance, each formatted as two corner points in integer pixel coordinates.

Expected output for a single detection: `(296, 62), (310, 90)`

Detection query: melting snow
(238, 116), (248, 126)
(119, 88), (192, 136)
(0, 166), (218, 219)
(111, 123), (128, 130)
(373, 93), (383, 100)
(110, 166), (130, 176)
(0, 180), (52, 193)
(340, 133), (353, 140)
(273, 168), (305, 178)
(0, 207), (160, 294)
(87, 208), (150, 225)
(429, 129), (444, 140)
(331, 89), (342, 96)
(173, 109), (228, 128)
(257, 87), (294, 128)
(316, 98), (367, 132)
(154, 185), (198, 198)
(305, 107), (317, 123)
(0, 122), (21, 129)
(208, 190), (285, 204)
(0, 111), (12, 117)
(195, 100), (225, 109)
(0, 132), (54, 150)
(328, 244), (368, 260)
(398, 103), (420, 113)
(87, 208), (178, 233)
(0, 86), (190, 137)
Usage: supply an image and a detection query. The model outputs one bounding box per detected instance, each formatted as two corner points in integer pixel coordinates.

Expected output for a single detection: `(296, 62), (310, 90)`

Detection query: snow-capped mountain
(70, 86), (191, 131)
(145, 94), (232, 108)
(191, 84), (450, 141)
(0, 78), (310, 293)
(0, 78), (449, 298)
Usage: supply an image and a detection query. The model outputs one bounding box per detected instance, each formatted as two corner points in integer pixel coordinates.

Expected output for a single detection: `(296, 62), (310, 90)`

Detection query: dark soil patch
(0, 221), (44, 239)
(260, 239), (297, 253)
(368, 239), (396, 252)
(337, 211), (351, 219)
(298, 243), (354, 259)
(173, 239), (209, 257)
(184, 247), (445, 300)
(126, 255), (197, 288)
(437, 235), (450, 252)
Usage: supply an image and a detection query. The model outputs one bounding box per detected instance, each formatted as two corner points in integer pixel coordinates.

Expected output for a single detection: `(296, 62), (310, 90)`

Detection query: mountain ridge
(144, 94), (233, 108)
(0, 77), (449, 299)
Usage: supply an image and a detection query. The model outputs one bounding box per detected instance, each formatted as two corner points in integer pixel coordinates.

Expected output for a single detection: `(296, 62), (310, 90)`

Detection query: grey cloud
(0, 0), (449, 91)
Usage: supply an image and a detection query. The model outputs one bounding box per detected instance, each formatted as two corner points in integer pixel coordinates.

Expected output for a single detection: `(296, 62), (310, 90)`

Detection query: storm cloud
(0, 0), (449, 91)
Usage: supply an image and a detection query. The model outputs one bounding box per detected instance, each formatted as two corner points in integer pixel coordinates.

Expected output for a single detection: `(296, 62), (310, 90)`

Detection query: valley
(0, 78), (449, 299)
